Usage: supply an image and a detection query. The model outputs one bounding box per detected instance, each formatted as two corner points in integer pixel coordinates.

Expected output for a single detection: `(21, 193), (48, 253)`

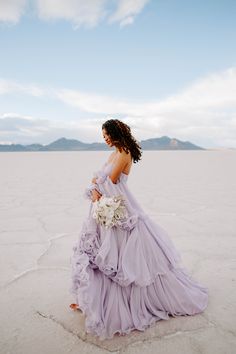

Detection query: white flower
(91, 194), (128, 229)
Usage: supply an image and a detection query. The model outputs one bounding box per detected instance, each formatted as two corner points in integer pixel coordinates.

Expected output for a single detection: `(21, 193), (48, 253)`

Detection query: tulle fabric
(70, 162), (208, 340)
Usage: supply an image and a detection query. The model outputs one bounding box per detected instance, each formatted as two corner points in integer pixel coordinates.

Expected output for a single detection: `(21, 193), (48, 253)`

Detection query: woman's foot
(69, 303), (80, 311)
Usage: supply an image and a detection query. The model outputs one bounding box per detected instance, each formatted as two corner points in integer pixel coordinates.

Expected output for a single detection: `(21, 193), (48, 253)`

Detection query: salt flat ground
(0, 150), (235, 354)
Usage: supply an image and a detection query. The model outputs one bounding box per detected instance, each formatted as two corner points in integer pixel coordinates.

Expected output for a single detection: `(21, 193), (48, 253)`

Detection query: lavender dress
(70, 160), (208, 340)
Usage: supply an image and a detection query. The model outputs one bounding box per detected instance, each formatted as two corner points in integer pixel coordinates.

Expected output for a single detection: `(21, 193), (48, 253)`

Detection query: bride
(69, 118), (208, 340)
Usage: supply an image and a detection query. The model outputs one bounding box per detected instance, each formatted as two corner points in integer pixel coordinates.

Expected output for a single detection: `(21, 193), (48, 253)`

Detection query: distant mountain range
(0, 136), (205, 152)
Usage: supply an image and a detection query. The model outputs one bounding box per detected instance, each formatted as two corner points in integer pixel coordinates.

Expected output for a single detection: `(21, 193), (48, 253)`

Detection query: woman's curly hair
(102, 119), (142, 163)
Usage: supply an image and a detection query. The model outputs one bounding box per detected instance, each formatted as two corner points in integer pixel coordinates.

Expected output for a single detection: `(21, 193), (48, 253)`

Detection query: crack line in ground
(36, 310), (115, 353)
(118, 323), (214, 354)
(0, 266), (69, 291)
(36, 232), (70, 264)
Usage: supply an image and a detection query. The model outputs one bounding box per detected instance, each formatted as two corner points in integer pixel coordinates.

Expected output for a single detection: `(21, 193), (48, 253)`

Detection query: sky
(0, 0), (236, 148)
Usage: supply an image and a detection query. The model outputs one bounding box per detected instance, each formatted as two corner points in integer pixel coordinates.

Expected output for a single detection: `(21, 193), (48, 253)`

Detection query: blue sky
(0, 0), (236, 148)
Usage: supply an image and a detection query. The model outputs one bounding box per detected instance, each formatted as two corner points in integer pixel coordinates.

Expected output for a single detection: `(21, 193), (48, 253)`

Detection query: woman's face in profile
(102, 129), (113, 147)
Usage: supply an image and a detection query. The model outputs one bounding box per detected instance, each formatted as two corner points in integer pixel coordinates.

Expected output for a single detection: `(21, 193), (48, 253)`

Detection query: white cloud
(0, 0), (27, 23)
(0, 66), (236, 148)
(108, 0), (149, 27)
(0, 78), (45, 97)
(55, 67), (236, 117)
(36, 0), (108, 29)
(120, 16), (134, 27)
(0, 113), (51, 133)
(0, 112), (104, 145)
(0, 0), (149, 27)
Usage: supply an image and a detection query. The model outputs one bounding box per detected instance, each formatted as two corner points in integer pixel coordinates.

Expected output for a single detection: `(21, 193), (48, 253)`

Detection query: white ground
(0, 150), (235, 354)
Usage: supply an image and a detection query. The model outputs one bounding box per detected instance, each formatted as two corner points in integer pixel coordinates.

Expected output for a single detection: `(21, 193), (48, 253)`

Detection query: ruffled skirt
(70, 210), (208, 340)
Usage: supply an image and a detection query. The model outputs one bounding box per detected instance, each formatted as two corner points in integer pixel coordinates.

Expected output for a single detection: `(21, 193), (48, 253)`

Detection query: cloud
(119, 16), (134, 27)
(0, 113), (104, 145)
(0, 0), (149, 28)
(36, 0), (108, 29)
(55, 66), (236, 117)
(0, 113), (51, 134)
(0, 0), (27, 24)
(0, 66), (236, 147)
(0, 112), (52, 144)
(108, 0), (149, 27)
(0, 78), (45, 97)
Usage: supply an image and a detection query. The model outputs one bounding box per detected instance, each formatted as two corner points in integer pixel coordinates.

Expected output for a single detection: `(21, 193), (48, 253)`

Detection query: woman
(69, 119), (208, 340)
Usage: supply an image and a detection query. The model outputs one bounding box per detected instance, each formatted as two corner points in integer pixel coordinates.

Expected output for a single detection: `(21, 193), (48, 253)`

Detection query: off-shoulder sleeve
(83, 183), (99, 200)
(83, 166), (123, 201)
(95, 171), (123, 197)
(83, 169), (106, 200)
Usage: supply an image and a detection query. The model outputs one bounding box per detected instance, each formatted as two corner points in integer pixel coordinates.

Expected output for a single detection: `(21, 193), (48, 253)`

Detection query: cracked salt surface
(0, 150), (236, 354)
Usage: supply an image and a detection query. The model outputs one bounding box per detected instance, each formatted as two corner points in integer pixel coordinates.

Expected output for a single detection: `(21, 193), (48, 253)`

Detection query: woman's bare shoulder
(109, 149), (132, 165)
(107, 151), (116, 163)
(118, 149), (132, 165)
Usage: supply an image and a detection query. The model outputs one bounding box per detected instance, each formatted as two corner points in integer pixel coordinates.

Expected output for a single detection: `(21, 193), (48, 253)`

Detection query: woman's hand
(91, 189), (102, 202)
(91, 177), (97, 184)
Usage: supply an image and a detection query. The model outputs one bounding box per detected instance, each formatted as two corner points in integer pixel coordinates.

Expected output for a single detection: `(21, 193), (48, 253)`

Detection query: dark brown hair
(102, 119), (142, 163)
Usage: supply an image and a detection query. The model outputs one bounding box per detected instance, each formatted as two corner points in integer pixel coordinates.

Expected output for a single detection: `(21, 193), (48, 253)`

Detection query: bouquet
(91, 194), (128, 229)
